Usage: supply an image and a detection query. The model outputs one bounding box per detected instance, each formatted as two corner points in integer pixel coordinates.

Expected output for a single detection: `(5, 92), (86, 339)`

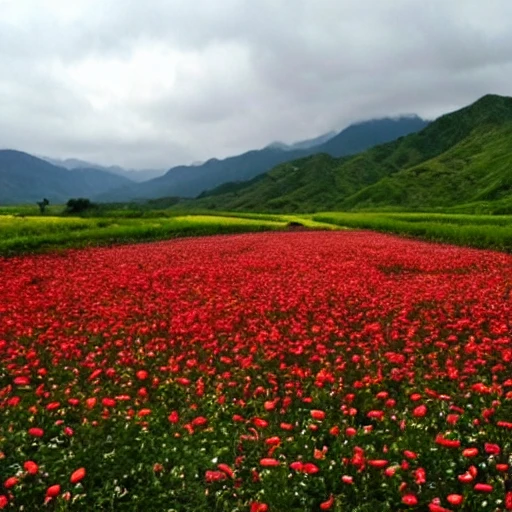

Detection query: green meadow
(0, 206), (340, 256)
(313, 212), (512, 251)
(1, 204), (512, 255)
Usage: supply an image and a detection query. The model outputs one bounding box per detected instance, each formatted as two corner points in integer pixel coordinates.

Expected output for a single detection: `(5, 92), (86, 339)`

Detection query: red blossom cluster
(1, 231), (512, 510)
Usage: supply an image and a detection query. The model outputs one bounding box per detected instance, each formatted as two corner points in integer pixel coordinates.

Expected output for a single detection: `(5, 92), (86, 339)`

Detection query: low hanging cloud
(1, 0), (511, 168)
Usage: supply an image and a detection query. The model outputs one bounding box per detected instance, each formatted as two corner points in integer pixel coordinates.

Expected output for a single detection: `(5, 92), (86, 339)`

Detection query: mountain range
(41, 157), (166, 182)
(8, 93), (512, 213)
(0, 151), (134, 204)
(99, 115), (428, 201)
(188, 94), (512, 213)
(0, 115), (428, 204)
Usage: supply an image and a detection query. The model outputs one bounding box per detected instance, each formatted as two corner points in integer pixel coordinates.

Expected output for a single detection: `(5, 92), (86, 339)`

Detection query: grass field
(0, 215), (284, 256)
(0, 206), (341, 256)
(313, 212), (512, 252)
(1, 205), (512, 255)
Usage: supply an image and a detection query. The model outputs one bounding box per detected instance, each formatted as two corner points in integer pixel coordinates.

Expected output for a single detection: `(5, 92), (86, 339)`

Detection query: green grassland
(313, 212), (512, 251)
(1, 205), (512, 256)
(0, 208), (341, 256)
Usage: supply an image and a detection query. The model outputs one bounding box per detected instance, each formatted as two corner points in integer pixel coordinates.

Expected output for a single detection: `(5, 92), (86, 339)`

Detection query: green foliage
(65, 198), (96, 214)
(0, 212), (337, 256)
(187, 94), (512, 213)
(1, 207), (512, 256)
(312, 212), (512, 251)
(36, 198), (49, 213)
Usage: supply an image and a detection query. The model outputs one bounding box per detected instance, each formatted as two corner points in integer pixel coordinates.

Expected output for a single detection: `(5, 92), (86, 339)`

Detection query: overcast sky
(1, 0), (511, 169)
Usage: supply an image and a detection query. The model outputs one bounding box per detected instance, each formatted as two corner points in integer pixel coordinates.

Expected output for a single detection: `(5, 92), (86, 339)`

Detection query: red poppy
(70, 467), (86, 484)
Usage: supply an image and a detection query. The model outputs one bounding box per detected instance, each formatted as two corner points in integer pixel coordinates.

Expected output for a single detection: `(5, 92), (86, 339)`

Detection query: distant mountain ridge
(41, 157), (166, 182)
(99, 115), (428, 201)
(266, 131), (338, 151)
(0, 114), (429, 205)
(0, 150), (134, 204)
(188, 94), (512, 213)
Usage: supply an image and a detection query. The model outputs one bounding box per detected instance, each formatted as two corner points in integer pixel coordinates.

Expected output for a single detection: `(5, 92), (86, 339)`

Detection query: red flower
(414, 468), (427, 485)
(168, 411), (179, 424)
(28, 427), (44, 437)
(384, 466), (397, 477)
(505, 491), (512, 510)
(46, 485), (61, 498)
(458, 471), (474, 483)
(0, 496), (7, 509)
(310, 410), (326, 420)
(217, 464), (234, 479)
(446, 414), (459, 425)
(484, 443), (500, 455)
(191, 416), (208, 427)
(250, 503), (268, 512)
(3, 477), (19, 489)
(435, 435), (460, 448)
(413, 405), (427, 417)
(320, 495), (334, 510)
(252, 418), (268, 428)
(474, 483), (493, 492)
(367, 410), (384, 420)
(402, 494), (418, 506)
(302, 462), (320, 474)
(85, 397), (97, 409)
(428, 504), (453, 512)
(446, 494), (463, 506)
(260, 458), (280, 467)
(329, 425), (340, 436)
(24, 460), (39, 475)
(368, 459), (388, 468)
(70, 467), (86, 484)
(13, 376), (30, 386)
(205, 470), (226, 483)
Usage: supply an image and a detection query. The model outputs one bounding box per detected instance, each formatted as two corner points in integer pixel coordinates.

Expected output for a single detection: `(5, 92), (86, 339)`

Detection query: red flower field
(1, 231), (512, 511)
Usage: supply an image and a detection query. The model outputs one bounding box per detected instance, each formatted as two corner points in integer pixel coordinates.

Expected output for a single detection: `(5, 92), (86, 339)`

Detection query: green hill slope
(99, 116), (427, 201)
(0, 150), (134, 205)
(190, 94), (512, 212)
(343, 124), (512, 209)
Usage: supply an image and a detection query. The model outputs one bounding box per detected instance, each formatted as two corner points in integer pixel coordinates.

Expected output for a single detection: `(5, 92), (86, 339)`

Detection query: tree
(65, 198), (95, 214)
(37, 198), (49, 214)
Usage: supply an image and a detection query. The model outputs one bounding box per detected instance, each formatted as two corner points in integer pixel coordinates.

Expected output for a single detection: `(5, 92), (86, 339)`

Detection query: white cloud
(1, 0), (512, 167)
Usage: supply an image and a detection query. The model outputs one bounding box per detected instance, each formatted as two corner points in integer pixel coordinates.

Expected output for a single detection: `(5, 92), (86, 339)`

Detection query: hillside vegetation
(0, 150), (133, 204)
(98, 116), (428, 201)
(2, 206), (512, 255)
(191, 94), (512, 213)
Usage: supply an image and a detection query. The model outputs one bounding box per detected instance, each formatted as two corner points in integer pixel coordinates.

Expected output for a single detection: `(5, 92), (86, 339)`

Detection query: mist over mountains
(189, 95), (512, 213)
(0, 115), (428, 204)
(2, 95), (512, 215)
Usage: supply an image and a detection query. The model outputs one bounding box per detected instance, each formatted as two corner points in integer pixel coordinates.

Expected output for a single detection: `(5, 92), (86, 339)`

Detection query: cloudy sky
(1, 0), (511, 169)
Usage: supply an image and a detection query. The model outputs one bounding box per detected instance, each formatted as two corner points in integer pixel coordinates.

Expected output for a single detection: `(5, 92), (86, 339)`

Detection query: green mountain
(41, 157), (166, 182)
(99, 116), (428, 201)
(0, 150), (134, 204)
(190, 94), (512, 212)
